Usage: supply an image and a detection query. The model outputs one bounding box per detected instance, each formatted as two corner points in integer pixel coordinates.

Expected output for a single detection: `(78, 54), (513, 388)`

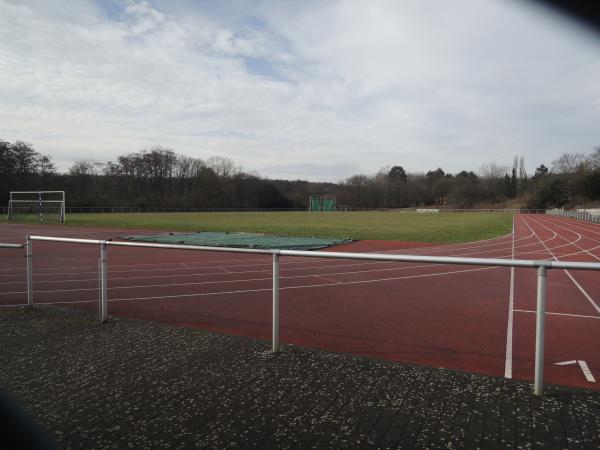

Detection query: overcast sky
(1, 0), (599, 181)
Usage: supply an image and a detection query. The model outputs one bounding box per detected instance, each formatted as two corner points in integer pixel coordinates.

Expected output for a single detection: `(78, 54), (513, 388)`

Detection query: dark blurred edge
(527, 0), (600, 34)
(0, 388), (58, 450)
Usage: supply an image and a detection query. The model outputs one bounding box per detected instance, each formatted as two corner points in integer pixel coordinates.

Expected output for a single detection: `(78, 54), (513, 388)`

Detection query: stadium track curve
(1, 213), (599, 390)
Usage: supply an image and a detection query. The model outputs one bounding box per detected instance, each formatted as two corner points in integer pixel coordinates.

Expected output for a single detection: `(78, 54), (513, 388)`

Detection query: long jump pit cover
(121, 232), (352, 251)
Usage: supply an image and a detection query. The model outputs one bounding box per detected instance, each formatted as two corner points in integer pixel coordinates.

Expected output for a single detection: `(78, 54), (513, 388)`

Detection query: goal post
(309, 195), (336, 211)
(7, 191), (66, 223)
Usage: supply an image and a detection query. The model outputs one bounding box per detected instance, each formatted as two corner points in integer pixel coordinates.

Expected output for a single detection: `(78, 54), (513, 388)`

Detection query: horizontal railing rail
(12, 234), (600, 396)
(0, 243), (25, 249)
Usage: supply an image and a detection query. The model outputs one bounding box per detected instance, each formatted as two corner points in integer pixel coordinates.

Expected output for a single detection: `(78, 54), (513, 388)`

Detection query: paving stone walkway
(1, 307), (599, 449)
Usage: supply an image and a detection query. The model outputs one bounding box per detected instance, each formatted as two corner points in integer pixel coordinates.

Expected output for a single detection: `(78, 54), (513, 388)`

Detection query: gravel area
(1, 307), (600, 449)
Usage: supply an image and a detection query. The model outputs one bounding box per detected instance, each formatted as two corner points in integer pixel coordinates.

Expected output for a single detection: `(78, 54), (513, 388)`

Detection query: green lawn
(2, 211), (513, 243)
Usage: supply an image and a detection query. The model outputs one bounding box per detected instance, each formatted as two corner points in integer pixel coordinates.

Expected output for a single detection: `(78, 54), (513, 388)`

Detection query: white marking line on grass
(520, 215), (600, 316)
(513, 309), (600, 319)
(7, 265), (498, 307)
(505, 215), (515, 379)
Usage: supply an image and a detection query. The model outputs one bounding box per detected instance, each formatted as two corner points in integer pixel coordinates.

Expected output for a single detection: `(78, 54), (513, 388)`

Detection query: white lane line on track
(513, 309), (600, 320)
(0, 255), (264, 274)
(547, 215), (600, 237)
(315, 275), (342, 284)
(520, 215), (600, 316)
(0, 261), (455, 286)
(578, 360), (596, 383)
(527, 217), (600, 316)
(532, 215), (600, 260)
(505, 216), (515, 379)
(4, 230), (597, 287)
(0, 221), (561, 281)
(0, 227), (560, 281)
(1, 266), (499, 307)
(14, 221), (574, 291)
(0, 261), (487, 295)
(0, 227), (526, 275)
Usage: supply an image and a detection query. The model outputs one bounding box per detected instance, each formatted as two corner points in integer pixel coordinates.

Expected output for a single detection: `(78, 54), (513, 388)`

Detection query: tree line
(1, 138), (599, 210)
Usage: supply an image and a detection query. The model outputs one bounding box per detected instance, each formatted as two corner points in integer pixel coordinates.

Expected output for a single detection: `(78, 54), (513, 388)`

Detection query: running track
(1, 214), (599, 390)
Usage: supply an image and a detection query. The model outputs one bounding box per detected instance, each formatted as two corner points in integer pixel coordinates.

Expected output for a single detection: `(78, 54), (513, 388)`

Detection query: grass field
(2, 212), (513, 243)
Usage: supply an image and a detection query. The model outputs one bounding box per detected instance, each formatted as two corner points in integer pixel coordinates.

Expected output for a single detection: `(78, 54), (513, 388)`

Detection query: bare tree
(206, 156), (241, 179)
(478, 162), (508, 180)
(551, 152), (586, 173)
(587, 147), (600, 170)
(69, 160), (103, 176)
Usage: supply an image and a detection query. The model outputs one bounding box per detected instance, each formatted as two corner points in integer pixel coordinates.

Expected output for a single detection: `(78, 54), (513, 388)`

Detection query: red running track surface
(1, 214), (599, 390)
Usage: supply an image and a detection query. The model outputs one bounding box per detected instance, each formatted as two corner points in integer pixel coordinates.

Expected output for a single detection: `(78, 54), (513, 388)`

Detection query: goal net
(309, 195), (336, 211)
(7, 191), (66, 223)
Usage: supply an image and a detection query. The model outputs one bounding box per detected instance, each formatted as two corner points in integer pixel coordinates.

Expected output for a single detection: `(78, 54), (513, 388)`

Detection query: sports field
(2, 212), (599, 391)
(1, 211), (513, 243)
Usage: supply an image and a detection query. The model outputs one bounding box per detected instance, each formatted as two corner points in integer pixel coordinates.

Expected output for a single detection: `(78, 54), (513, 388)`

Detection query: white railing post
(272, 252), (280, 352)
(26, 235), (33, 306)
(100, 243), (108, 323)
(534, 265), (547, 396)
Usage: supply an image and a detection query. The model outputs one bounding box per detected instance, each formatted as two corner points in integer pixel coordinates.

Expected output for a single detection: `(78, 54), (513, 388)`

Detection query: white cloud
(0, 0), (599, 180)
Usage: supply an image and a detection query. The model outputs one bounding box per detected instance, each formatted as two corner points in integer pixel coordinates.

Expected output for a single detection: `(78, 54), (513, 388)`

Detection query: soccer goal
(7, 191), (66, 223)
(309, 195), (336, 211)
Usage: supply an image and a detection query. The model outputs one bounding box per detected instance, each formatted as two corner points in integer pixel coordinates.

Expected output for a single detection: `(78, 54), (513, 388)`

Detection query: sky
(1, 0), (599, 181)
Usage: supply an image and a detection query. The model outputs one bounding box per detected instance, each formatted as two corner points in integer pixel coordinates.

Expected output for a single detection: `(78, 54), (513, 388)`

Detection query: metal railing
(0, 243), (25, 249)
(547, 208), (600, 224)
(14, 235), (600, 396)
(1, 206), (547, 214)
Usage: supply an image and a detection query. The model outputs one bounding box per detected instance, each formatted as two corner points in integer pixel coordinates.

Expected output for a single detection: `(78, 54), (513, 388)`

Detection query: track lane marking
(0, 265), (499, 307)
(0, 262), (496, 296)
(546, 215), (600, 237)
(520, 215), (600, 316)
(5, 233), (599, 287)
(531, 215), (600, 260)
(0, 227), (528, 275)
(0, 229), (571, 282)
(514, 309), (600, 320)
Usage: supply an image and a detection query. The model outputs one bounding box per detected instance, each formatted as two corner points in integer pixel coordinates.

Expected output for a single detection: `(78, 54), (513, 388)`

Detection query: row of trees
(2, 138), (599, 209)
(334, 149), (600, 209)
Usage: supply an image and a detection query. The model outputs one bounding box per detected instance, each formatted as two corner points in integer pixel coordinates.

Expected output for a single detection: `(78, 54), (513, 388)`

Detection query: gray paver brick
(1, 306), (600, 449)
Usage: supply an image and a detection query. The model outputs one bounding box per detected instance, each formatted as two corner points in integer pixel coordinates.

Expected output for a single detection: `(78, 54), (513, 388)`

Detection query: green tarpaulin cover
(122, 232), (352, 251)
